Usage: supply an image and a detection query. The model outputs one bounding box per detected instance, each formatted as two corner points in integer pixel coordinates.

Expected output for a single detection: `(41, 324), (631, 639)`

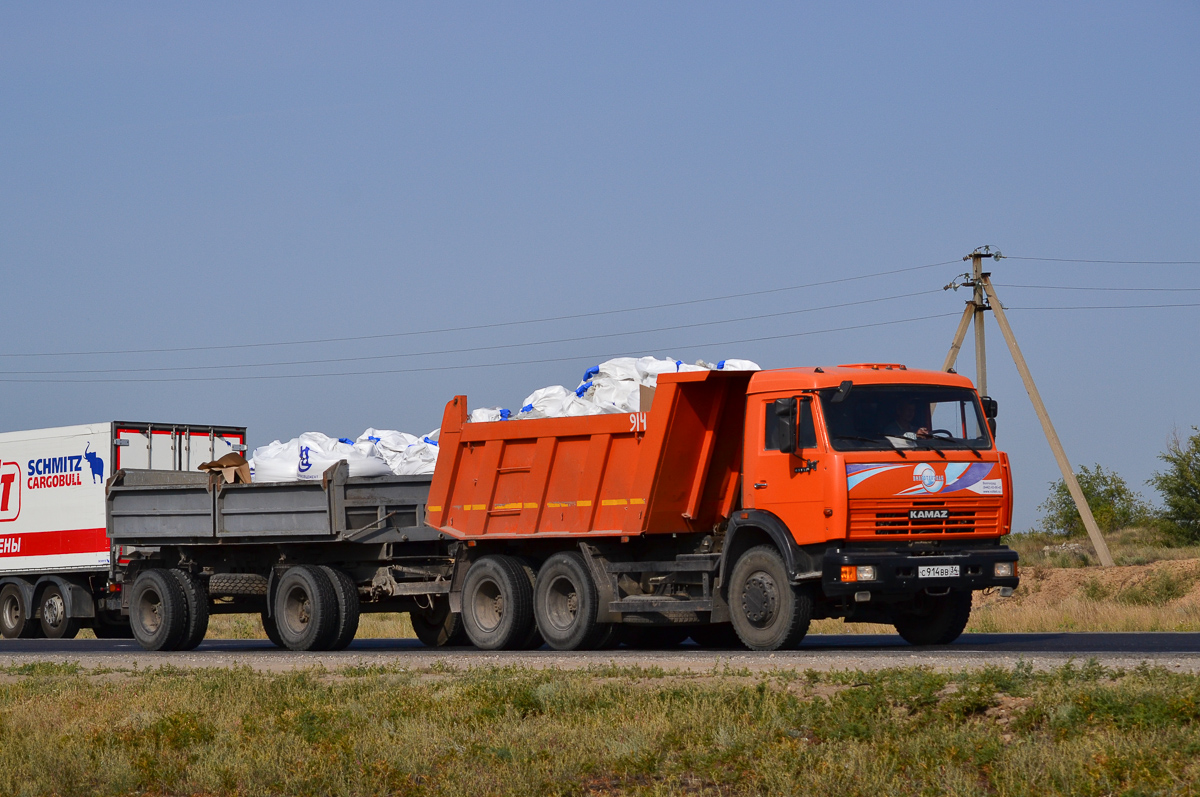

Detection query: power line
(0, 290), (942, 377)
(0, 259), (960, 359)
(1006, 256), (1200, 265)
(0, 312), (958, 384)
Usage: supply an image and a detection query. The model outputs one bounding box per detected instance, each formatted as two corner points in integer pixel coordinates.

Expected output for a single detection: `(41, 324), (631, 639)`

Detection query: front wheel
(892, 591), (973, 646)
(728, 545), (812, 651)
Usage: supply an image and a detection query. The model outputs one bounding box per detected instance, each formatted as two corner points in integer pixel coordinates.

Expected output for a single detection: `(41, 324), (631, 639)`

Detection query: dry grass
(2, 660), (1199, 796)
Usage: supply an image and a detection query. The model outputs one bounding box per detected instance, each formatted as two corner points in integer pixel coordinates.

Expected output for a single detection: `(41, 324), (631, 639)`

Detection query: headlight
(841, 565), (877, 582)
(994, 562), (1015, 578)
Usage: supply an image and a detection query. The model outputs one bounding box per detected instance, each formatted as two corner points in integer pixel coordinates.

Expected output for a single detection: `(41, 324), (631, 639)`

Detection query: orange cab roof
(747, 364), (977, 394)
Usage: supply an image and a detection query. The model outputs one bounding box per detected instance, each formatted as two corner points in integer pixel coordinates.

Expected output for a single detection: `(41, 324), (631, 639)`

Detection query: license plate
(918, 565), (959, 579)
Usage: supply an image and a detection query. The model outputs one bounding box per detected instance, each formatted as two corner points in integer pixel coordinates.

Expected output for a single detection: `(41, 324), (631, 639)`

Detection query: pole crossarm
(980, 276), (1116, 567)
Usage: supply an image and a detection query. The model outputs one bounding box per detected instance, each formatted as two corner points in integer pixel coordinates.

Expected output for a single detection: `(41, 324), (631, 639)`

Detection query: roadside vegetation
(2, 660), (1200, 796)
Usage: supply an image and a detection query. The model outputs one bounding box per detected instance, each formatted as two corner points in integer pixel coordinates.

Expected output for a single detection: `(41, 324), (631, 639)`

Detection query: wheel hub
(43, 595), (65, 627)
(741, 571), (778, 626)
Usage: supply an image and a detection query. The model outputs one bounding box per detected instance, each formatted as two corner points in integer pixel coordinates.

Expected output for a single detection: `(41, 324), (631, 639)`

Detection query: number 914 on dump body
(102, 363), (1018, 653)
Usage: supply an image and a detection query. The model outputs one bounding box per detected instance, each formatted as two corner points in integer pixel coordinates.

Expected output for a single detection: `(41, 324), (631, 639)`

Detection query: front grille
(849, 499), (1001, 538)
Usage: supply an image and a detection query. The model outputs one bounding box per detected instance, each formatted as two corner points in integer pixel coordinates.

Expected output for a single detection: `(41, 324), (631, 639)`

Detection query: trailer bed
(107, 463), (437, 546)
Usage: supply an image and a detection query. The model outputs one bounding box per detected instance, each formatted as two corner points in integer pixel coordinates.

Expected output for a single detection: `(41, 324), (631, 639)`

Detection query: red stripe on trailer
(0, 527), (107, 558)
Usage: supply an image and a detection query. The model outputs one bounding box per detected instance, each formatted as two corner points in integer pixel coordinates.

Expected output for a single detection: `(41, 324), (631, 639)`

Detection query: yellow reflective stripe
(629, 498), (645, 505)
(494, 502), (523, 511)
(427, 505), (442, 512)
(601, 499), (627, 506)
(577, 500), (592, 507)
(524, 502), (539, 509)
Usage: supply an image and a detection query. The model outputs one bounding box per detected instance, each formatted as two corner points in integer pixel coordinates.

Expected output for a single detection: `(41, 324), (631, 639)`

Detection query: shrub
(1038, 464), (1150, 537)
(1149, 427), (1200, 544)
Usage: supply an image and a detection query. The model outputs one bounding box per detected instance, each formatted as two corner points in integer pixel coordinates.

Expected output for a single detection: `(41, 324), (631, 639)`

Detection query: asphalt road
(3, 633), (1200, 673)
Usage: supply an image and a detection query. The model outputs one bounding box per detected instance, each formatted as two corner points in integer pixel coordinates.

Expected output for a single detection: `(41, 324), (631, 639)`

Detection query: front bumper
(821, 546), (1019, 598)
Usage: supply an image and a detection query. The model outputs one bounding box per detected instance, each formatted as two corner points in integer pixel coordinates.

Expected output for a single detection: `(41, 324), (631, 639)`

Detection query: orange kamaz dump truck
(104, 363), (1018, 653)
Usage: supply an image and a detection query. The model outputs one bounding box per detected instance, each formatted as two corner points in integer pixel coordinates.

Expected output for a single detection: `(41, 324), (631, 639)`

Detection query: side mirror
(980, 396), (998, 419)
(773, 398), (797, 454)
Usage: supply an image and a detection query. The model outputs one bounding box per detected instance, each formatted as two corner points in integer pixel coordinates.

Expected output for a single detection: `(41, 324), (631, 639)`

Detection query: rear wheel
(272, 566), (338, 651)
(728, 545), (812, 651)
(170, 570), (210, 651)
(318, 566), (361, 651)
(38, 584), (81, 640)
(260, 611), (285, 648)
(0, 584), (34, 639)
(533, 552), (608, 651)
(129, 569), (188, 651)
(461, 556), (536, 650)
(410, 599), (467, 647)
(893, 591), (973, 646)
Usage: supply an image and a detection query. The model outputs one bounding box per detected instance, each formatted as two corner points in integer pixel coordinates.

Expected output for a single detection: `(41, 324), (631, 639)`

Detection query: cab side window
(764, 398), (818, 451)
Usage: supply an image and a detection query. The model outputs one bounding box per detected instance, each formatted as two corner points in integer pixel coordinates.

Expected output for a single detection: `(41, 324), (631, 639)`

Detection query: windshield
(820, 384), (992, 451)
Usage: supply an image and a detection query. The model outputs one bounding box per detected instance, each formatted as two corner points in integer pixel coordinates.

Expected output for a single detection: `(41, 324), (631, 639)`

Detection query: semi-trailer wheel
(272, 565), (339, 651)
(0, 584), (37, 639)
(533, 552), (609, 651)
(129, 569), (188, 651)
(169, 570), (210, 651)
(260, 611), (285, 648)
(460, 555), (536, 650)
(688, 623), (745, 649)
(38, 584), (81, 640)
(410, 599), (467, 647)
(318, 566), (361, 651)
(892, 591), (973, 646)
(728, 545), (812, 651)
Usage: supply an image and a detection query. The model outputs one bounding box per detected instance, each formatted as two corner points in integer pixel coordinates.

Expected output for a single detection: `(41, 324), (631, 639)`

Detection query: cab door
(742, 393), (830, 545)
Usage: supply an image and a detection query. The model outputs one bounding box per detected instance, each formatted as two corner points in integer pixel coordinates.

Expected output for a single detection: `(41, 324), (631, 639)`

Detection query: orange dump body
(425, 370), (755, 539)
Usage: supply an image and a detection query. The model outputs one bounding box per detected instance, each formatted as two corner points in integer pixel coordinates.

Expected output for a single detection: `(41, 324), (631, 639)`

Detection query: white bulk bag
(716, 359), (761, 371)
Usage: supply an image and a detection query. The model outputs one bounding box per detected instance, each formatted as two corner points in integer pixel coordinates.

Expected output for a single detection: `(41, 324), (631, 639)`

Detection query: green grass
(2, 661), (1200, 795)
(1008, 526), (1200, 568)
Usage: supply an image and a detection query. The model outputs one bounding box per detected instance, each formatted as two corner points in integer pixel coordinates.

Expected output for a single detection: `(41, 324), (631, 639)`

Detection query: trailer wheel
(318, 566), (360, 651)
(688, 623), (745, 650)
(0, 584), (36, 639)
(892, 591), (973, 646)
(170, 570), (210, 651)
(260, 611), (285, 648)
(410, 599), (466, 647)
(728, 545), (812, 651)
(36, 584), (81, 640)
(129, 569), (188, 651)
(533, 552), (609, 651)
(273, 566), (338, 651)
(461, 555), (536, 650)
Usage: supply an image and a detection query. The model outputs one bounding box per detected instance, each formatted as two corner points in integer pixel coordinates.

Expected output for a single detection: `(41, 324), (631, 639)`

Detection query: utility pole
(943, 247), (1115, 567)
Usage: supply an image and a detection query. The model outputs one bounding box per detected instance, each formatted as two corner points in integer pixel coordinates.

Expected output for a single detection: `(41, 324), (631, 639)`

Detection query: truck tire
(260, 611), (285, 648)
(37, 584), (81, 640)
(461, 555), (536, 650)
(272, 565), (338, 652)
(318, 566), (360, 651)
(893, 591), (973, 646)
(533, 552), (609, 651)
(170, 570), (210, 651)
(728, 545), (812, 651)
(688, 623), (745, 649)
(515, 557), (545, 650)
(0, 584), (36, 639)
(410, 599), (467, 647)
(130, 569), (188, 651)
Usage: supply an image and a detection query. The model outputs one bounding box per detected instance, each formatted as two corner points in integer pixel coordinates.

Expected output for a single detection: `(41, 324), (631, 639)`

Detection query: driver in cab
(884, 400), (932, 439)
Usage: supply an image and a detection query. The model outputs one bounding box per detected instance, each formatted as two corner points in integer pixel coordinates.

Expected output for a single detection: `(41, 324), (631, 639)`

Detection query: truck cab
(727, 364), (1017, 647)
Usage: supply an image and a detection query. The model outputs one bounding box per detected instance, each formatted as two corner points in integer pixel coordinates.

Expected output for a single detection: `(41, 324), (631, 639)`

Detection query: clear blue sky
(2, 4), (1197, 533)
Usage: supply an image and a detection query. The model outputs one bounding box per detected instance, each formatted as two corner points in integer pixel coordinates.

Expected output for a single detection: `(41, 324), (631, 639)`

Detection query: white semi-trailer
(0, 422), (246, 638)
